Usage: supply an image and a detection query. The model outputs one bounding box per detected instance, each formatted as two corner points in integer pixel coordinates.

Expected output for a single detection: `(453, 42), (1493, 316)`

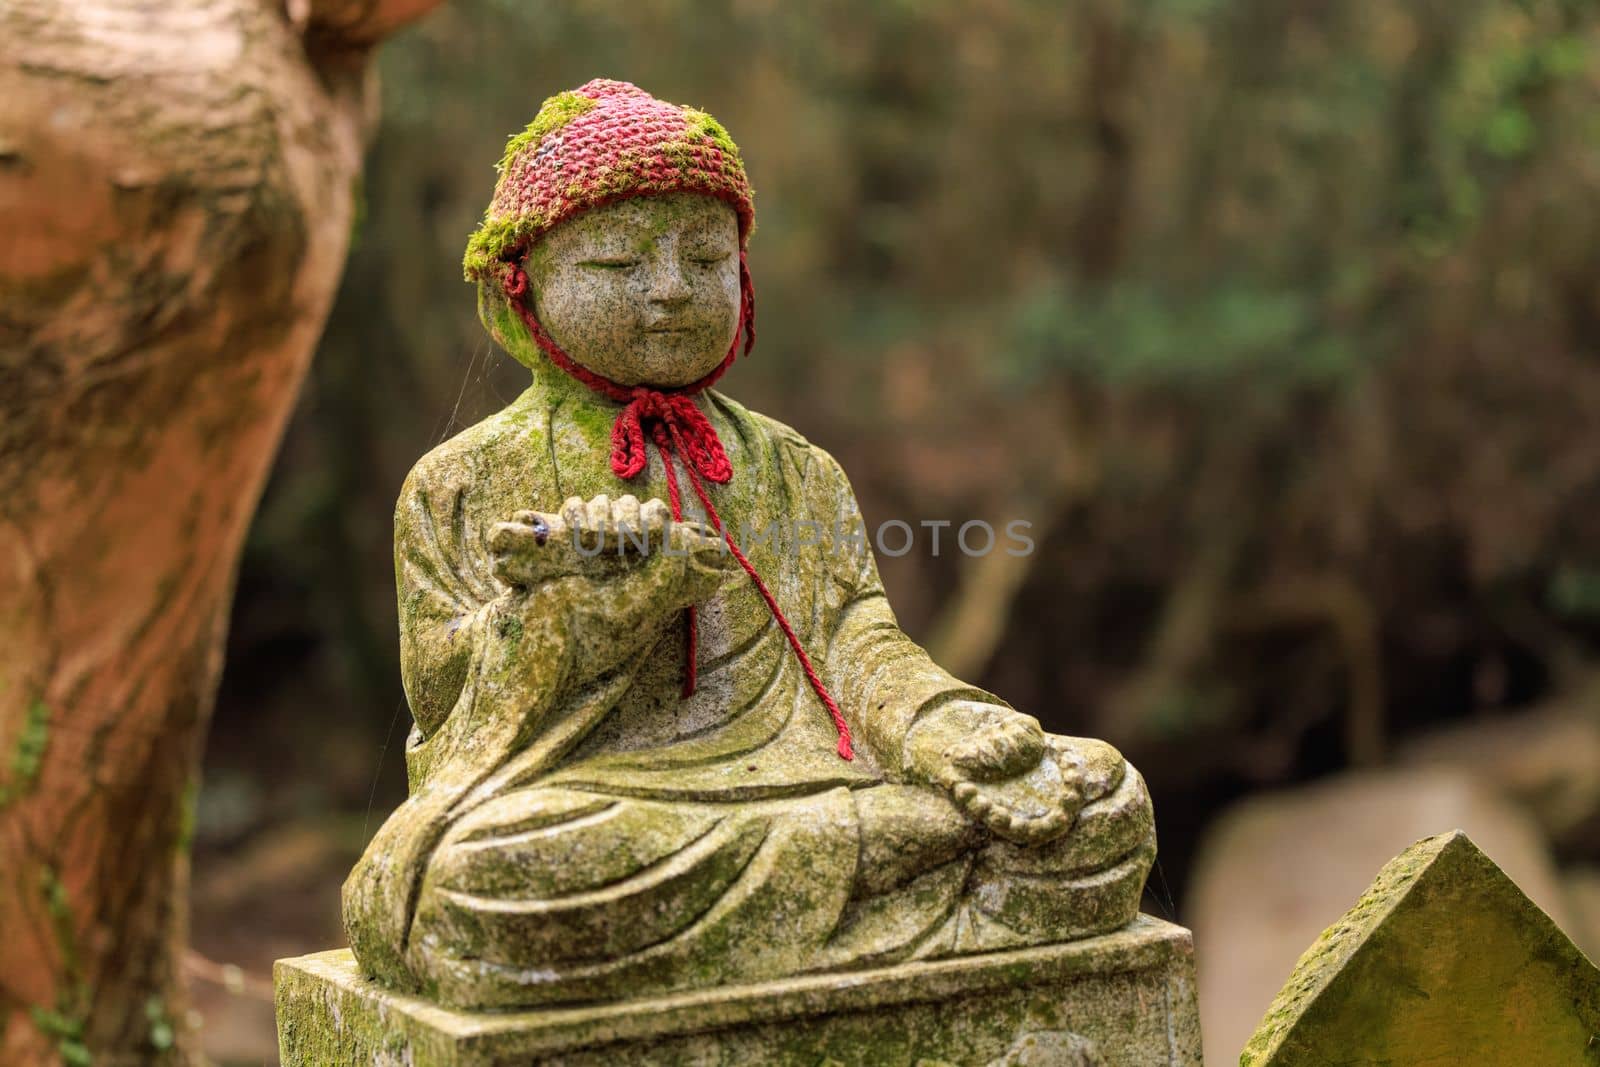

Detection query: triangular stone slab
(1242, 829), (1600, 1066)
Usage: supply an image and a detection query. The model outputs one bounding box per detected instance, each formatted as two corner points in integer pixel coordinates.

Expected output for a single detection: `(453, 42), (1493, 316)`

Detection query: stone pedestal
(275, 915), (1201, 1066)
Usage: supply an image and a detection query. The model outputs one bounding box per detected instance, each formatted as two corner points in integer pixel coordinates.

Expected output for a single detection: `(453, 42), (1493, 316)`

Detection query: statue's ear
(477, 281), (542, 370)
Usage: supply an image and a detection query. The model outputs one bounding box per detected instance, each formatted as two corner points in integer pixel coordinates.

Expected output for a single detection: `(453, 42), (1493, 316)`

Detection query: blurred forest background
(185, 0), (1600, 1061)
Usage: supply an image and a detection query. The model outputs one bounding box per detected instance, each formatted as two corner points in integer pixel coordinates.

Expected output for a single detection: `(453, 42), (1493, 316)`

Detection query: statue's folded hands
(905, 702), (1082, 845)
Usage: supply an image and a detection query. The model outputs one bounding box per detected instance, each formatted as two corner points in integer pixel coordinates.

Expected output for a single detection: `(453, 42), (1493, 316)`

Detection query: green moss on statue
(499, 91), (597, 173)
(345, 79), (1159, 1012)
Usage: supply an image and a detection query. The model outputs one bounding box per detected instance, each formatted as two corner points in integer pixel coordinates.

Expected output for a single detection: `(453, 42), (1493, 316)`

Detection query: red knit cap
(463, 79), (755, 281)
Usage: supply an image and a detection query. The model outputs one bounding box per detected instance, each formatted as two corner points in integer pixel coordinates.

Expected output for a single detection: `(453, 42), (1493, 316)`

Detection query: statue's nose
(646, 257), (692, 306)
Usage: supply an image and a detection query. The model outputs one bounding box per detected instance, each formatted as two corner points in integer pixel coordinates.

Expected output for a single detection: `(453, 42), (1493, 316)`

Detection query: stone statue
(343, 79), (1155, 1012)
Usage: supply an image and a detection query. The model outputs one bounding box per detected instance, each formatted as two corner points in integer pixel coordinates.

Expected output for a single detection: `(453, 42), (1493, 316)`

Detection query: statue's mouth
(636, 315), (694, 331)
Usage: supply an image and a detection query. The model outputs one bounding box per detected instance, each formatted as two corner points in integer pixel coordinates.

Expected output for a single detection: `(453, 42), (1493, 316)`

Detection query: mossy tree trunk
(0, 1), (439, 1062)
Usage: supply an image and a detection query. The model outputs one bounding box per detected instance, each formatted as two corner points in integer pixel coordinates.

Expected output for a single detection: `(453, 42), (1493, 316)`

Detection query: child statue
(344, 79), (1156, 1011)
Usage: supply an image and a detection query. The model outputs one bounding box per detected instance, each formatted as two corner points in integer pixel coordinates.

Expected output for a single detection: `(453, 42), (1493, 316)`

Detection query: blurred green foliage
(212, 0), (1600, 866)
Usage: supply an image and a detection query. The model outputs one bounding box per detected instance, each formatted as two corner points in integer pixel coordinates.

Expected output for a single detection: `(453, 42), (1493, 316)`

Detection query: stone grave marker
(1242, 829), (1600, 1066)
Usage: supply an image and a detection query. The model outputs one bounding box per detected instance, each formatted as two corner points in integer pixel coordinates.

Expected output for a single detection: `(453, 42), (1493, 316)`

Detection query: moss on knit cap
(463, 79), (755, 282)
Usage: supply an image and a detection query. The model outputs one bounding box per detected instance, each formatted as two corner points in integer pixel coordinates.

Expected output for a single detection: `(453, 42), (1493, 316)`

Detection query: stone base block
(274, 914), (1201, 1066)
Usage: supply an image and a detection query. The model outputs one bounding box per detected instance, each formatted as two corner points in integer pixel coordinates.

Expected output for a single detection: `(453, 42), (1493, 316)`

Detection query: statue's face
(526, 193), (742, 388)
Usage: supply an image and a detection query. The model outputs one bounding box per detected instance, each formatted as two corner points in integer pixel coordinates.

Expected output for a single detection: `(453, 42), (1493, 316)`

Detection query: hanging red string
(501, 262), (854, 761)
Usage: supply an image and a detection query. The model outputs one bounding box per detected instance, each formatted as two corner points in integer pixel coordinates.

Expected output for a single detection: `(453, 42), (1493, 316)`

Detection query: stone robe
(343, 366), (1154, 1011)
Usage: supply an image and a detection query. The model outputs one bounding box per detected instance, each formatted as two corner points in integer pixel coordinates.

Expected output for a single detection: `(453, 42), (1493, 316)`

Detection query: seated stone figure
(344, 78), (1155, 1012)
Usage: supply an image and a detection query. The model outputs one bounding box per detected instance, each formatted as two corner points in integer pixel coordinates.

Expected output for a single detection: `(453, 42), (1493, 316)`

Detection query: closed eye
(581, 258), (640, 269)
(689, 253), (731, 267)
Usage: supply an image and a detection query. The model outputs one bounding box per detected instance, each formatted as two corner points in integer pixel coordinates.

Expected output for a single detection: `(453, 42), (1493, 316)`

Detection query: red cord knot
(610, 390), (732, 484)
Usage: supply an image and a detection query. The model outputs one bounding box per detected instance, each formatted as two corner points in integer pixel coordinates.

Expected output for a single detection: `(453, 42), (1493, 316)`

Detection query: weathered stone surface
(1188, 769), (1573, 1063)
(276, 914), (1201, 1066)
(281, 82), (1180, 1067)
(333, 79), (1163, 1019)
(1241, 830), (1600, 1067)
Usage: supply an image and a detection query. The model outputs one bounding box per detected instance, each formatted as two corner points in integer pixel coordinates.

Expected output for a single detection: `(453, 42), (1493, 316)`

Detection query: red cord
(650, 423), (698, 699)
(501, 262), (853, 760)
(667, 422), (855, 761)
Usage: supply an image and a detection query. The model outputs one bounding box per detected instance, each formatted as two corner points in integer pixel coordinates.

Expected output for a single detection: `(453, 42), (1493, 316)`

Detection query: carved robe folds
(343, 376), (1154, 1010)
